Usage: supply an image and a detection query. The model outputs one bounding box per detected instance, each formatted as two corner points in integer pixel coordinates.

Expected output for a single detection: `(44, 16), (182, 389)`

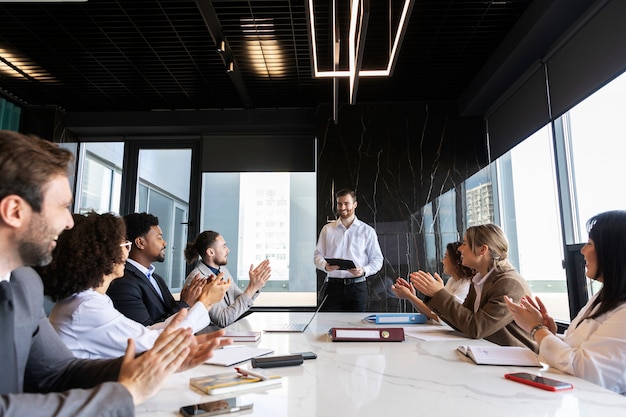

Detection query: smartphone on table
(289, 351), (317, 360)
(504, 372), (573, 392)
(180, 397), (253, 416)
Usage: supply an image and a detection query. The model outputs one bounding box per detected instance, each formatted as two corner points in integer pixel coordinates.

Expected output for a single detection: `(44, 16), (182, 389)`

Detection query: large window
(75, 142), (124, 214)
(436, 188), (459, 258)
(75, 144), (191, 292)
(440, 70), (626, 321)
(464, 167), (494, 227)
(137, 149), (191, 292)
(500, 126), (567, 320)
(201, 172), (317, 307)
(457, 128), (568, 320)
(568, 71), (626, 240)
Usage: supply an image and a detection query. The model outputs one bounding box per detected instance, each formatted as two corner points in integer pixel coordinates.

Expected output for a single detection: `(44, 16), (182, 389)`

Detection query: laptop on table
(263, 295), (328, 333)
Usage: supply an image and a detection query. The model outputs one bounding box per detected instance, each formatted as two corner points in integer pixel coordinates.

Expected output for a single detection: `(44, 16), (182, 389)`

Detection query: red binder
(329, 327), (405, 342)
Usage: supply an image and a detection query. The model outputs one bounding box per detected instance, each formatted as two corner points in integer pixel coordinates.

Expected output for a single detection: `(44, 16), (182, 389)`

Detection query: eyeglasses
(120, 241), (132, 251)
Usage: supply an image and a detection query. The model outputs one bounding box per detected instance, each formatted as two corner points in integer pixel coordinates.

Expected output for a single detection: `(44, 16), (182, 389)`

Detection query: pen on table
(235, 367), (269, 381)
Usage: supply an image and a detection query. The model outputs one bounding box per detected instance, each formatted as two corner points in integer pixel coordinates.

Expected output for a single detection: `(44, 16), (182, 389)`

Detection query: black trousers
(322, 280), (368, 312)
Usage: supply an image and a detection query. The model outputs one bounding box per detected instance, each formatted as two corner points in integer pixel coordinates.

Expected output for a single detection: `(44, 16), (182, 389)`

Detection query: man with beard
(183, 230), (271, 327)
(314, 189), (384, 311)
(0, 130), (228, 417)
(107, 212), (228, 327)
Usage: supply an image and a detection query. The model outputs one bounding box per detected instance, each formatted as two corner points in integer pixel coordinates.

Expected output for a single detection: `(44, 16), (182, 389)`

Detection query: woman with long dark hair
(506, 210), (626, 394)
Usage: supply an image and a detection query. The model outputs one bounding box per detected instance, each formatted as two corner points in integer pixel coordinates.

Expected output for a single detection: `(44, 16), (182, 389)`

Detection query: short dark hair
(124, 212), (159, 241)
(184, 230), (220, 264)
(336, 188), (357, 201)
(0, 130), (73, 212)
(41, 212), (126, 301)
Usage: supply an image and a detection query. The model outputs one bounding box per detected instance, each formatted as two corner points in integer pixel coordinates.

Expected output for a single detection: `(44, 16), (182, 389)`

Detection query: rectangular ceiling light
(0, 47), (57, 82)
(240, 18), (286, 78)
(307, 0), (415, 78)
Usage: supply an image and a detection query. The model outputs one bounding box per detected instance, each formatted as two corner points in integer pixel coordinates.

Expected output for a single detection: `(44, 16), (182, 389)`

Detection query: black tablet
(324, 258), (356, 270)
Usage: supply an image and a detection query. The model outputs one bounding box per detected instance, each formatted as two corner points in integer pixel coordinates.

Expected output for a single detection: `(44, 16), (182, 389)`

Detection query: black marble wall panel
(315, 102), (487, 312)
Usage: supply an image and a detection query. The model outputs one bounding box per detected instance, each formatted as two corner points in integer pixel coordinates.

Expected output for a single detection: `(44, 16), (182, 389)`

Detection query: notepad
(364, 313), (427, 324)
(190, 371), (282, 395)
(457, 345), (542, 366)
(205, 346), (274, 366)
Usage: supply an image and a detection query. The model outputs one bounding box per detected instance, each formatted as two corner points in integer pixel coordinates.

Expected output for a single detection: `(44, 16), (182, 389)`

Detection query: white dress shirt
(49, 288), (210, 359)
(313, 216), (384, 279)
(539, 292), (626, 394)
(444, 276), (470, 303)
(471, 269), (495, 312)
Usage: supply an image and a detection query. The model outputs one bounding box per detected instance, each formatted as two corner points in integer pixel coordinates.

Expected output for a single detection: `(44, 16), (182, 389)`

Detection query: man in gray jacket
(184, 230), (271, 327)
(0, 130), (227, 416)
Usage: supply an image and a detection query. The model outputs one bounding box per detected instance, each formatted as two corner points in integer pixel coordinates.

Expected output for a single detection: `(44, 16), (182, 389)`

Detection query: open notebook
(263, 295), (328, 332)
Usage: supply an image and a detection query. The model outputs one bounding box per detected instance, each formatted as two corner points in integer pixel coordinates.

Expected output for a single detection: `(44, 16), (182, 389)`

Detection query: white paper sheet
(403, 326), (471, 341)
(205, 345), (274, 366)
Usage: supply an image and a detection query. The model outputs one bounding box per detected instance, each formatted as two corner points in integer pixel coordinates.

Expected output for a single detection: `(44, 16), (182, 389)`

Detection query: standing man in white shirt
(314, 189), (384, 311)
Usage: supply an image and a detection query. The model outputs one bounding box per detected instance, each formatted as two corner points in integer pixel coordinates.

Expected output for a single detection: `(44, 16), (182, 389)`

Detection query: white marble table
(136, 312), (626, 417)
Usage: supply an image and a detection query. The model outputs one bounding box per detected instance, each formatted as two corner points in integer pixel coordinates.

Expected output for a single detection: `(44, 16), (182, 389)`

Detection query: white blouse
(539, 292), (626, 394)
(49, 289), (211, 359)
(444, 276), (470, 303)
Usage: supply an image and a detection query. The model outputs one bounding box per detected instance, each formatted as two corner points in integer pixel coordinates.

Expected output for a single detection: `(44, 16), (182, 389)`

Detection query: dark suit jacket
(1, 267), (133, 417)
(107, 262), (188, 326)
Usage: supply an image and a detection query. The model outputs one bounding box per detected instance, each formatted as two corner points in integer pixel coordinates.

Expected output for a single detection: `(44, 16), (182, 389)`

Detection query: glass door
(135, 148), (193, 292)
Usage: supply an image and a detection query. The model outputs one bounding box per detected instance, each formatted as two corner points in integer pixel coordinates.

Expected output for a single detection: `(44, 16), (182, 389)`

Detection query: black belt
(328, 276), (366, 285)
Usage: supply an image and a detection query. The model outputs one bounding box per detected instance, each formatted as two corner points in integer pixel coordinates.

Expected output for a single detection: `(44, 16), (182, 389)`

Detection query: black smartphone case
(251, 354), (304, 368)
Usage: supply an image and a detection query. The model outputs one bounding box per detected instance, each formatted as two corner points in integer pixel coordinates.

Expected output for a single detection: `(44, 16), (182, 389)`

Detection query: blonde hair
(465, 224), (514, 273)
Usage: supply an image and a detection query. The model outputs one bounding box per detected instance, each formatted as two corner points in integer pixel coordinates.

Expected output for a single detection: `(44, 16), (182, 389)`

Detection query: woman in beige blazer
(412, 224), (536, 351)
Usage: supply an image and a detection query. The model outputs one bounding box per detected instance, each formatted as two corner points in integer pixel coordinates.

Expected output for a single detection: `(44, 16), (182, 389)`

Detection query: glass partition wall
(413, 69), (626, 322)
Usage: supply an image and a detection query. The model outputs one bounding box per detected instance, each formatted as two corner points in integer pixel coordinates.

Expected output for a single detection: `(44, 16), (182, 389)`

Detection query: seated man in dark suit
(107, 212), (227, 328)
(0, 130), (228, 417)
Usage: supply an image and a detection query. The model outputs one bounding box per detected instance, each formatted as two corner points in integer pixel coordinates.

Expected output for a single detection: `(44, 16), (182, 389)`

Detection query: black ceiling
(0, 0), (534, 113)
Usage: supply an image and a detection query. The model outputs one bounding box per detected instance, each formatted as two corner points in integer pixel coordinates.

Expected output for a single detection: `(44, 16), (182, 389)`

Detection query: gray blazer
(185, 263), (257, 328)
(0, 267), (134, 417)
